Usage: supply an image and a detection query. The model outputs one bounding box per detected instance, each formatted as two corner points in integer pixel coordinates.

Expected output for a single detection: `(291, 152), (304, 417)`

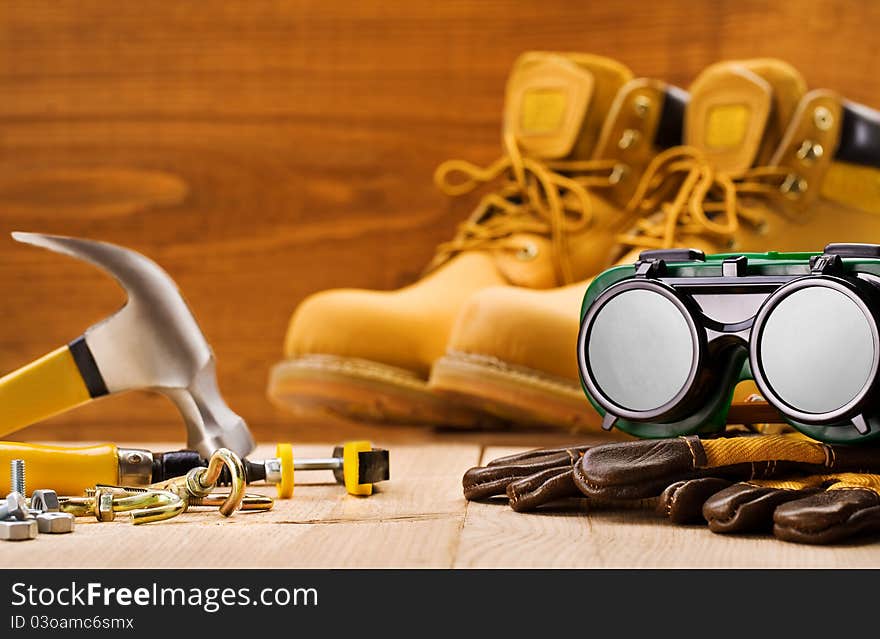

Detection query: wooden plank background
(1, 0), (879, 443)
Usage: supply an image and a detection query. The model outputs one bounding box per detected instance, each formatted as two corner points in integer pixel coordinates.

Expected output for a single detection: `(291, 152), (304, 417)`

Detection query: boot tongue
(685, 59), (806, 173)
(503, 52), (633, 161)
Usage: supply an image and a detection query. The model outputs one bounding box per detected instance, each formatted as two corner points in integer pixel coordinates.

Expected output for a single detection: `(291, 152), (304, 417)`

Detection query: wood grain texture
(0, 442), (481, 568)
(0, 1), (879, 441)
(454, 447), (880, 568)
(4, 441), (878, 568)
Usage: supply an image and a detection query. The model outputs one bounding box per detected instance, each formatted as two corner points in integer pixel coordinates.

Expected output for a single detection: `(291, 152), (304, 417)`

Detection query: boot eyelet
(618, 129), (641, 150)
(516, 242), (539, 261)
(633, 95), (651, 117)
(796, 139), (824, 164)
(779, 173), (808, 199)
(813, 106), (834, 131)
(609, 164), (629, 185)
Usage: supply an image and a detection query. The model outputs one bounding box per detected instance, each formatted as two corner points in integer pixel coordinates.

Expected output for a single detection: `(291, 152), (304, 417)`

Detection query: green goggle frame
(578, 243), (880, 444)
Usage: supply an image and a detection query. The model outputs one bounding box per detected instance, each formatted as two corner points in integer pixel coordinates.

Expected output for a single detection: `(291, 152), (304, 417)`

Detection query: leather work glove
(462, 445), (591, 512)
(465, 434), (880, 544)
(663, 472), (880, 544)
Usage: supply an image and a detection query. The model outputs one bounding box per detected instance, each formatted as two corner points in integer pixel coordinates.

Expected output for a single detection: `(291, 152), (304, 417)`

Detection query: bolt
(0, 492), (29, 521)
(10, 459), (25, 497)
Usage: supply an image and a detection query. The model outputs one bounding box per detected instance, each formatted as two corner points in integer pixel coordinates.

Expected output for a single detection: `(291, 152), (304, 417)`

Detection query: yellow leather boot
(268, 51), (688, 426)
(429, 58), (880, 431)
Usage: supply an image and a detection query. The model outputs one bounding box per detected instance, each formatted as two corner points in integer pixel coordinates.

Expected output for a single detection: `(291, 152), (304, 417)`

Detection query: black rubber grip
(68, 336), (109, 398)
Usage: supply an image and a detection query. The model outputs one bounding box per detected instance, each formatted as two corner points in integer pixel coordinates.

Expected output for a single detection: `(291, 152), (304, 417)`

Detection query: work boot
(268, 51), (687, 426)
(429, 58), (880, 431)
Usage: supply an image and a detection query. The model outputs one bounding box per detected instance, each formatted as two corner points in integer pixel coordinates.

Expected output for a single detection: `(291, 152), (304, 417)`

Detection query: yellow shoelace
(617, 146), (797, 250)
(429, 131), (619, 283)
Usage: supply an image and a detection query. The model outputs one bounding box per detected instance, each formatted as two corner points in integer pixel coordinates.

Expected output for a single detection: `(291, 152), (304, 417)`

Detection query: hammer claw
(1, 233), (255, 457)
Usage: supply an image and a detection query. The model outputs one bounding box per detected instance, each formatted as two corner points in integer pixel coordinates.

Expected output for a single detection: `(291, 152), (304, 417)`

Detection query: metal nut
(36, 512), (75, 534)
(5, 492), (30, 520)
(0, 519), (38, 541)
(94, 489), (116, 522)
(30, 489), (60, 513)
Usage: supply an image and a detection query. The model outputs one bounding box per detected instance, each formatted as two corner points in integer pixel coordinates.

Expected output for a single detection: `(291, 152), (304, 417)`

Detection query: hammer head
(13, 232), (255, 458)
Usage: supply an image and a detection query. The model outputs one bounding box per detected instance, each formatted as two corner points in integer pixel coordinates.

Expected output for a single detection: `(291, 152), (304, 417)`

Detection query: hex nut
(30, 489), (60, 513)
(0, 519), (38, 541)
(36, 512), (75, 534)
(95, 490), (115, 522)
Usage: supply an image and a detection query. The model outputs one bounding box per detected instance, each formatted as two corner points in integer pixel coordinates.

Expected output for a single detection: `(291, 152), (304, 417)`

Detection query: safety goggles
(577, 243), (880, 444)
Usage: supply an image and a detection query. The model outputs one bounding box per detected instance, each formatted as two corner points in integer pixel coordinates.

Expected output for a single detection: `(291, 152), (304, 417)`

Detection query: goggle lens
(587, 288), (696, 412)
(758, 286), (876, 414)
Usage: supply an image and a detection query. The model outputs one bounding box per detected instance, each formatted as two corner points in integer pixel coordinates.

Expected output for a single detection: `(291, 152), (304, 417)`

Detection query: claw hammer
(0, 233), (254, 457)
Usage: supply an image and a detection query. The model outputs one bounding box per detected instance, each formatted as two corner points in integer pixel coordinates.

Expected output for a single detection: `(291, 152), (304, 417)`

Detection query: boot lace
(429, 131), (620, 283)
(617, 146), (797, 251)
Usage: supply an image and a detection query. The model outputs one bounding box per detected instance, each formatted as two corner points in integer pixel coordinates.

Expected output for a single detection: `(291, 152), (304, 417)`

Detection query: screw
(10, 459), (25, 497)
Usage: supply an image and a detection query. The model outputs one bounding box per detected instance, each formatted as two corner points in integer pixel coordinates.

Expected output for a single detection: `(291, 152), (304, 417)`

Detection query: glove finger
(574, 437), (709, 499)
(506, 467), (582, 513)
(658, 478), (733, 524)
(703, 483), (817, 534)
(773, 488), (880, 544)
(486, 446), (591, 467)
(463, 448), (583, 501)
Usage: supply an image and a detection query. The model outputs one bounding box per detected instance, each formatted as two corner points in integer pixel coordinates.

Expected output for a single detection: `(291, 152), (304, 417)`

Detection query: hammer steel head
(12, 232), (255, 458)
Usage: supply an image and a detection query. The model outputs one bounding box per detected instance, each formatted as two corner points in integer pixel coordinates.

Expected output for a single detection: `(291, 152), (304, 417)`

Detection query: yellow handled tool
(0, 441), (151, 495)
(0, 440), (390, 498)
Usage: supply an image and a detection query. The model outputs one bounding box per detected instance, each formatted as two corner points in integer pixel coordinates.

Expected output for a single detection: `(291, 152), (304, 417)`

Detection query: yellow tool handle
(0, 346), (92, 439)
(0, 441), (119, 495)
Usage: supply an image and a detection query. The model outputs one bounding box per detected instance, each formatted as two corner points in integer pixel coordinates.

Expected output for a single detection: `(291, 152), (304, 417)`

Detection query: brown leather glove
(575, 434), (880, 544)
(462, 445), (591, 512)
(666, 473), (880, 544)
(465, 434), (880, 544)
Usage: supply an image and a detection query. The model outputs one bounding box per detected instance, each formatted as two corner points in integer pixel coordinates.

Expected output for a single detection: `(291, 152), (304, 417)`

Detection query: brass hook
(151, 447), (250, 517)
(59, 486), (184, 523)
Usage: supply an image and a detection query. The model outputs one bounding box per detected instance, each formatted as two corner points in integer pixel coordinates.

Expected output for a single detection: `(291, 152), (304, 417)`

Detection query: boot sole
(428, 351), (603, 431)
(429, 352), (788, 430)
(267, 354), (494, 428)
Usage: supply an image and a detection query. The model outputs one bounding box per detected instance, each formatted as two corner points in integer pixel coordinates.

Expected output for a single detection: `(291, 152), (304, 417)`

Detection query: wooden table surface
(3, 437), (879, 568)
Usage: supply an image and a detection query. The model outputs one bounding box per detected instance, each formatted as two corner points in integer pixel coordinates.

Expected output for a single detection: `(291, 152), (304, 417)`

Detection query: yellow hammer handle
(0, 346), (92, 439)
(0, 440), (119, 495)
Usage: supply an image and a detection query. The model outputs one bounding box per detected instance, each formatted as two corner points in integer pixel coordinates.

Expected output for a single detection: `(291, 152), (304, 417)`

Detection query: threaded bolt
(10, 459), (26, 496)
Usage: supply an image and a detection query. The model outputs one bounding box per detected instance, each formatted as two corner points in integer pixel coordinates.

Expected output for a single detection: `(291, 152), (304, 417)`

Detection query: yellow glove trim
(701, 434), (828, 468)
